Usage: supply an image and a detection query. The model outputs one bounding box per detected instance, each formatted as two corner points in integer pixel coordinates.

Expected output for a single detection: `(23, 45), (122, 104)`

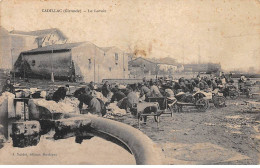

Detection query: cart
(174, 92), (210, 112)
(147, 97), (177, 116)
(197, 90), (226, 108)
(175, 98), (209, 112)
(221, 84), (240, 100)
(136, 102), (163, 129)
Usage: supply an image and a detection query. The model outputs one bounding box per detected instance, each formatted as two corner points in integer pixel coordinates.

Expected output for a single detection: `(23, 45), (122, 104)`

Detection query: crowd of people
(0, 72), (253, 117)
(48, 72), (253, 116)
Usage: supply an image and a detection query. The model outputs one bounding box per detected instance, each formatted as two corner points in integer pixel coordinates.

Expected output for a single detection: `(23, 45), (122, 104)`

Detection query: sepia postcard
(0, 0), (259, 165)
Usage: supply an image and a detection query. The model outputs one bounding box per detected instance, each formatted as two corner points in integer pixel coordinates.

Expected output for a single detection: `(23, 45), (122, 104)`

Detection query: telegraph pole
(98, 64), (100, 83)
(94, 46), (96, 83)
(23, 55), (25, 81)
(11, 48), (15, 84)
(198, 45), (201, 64)
(123, 52), (125, 79)
(50, 48), (54, 82)
(182, 43), (184, 64)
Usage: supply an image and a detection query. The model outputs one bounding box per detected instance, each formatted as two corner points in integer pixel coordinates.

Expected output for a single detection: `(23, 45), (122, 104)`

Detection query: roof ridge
(9, 28), (68, 39)
(22, 41), (86, 54)
(130, 57), (156, 64)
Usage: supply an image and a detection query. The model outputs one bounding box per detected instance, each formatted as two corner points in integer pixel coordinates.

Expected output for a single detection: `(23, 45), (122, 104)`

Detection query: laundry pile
(59, 97), (80, 114)
(91, 91), (108, 103)
(106, 102), (126, 117)
(33, 97), (80, 114)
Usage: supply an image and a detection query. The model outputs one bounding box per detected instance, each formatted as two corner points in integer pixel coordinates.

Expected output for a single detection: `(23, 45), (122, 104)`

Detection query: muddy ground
(1, 77), (259, 165)
(117, 97), (260, 164)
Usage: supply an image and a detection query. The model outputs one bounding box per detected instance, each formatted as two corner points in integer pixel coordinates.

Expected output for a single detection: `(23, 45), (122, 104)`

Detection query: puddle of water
(230, 131), (242, 134)
(226, 123), (241, 129)
(253, 125), (260, 133)
(204, 123), (215, 126)
(258, 152), (260, 165)
(226, 115), (243, 119)
(0, 136), (135, 165)
(252, 134), (260, 140)
(174, 147), (229, 162)
(165, 156), (194, 165)
(170, 128), (191, 133)
(222, 152), (251, 163)
(160, 142), (250, 164)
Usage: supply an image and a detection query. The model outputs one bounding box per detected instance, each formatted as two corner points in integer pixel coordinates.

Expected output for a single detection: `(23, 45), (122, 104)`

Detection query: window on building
(115, 53), (118, 65)
(88, 59), (92, 69)
(38, 43), (42, 48)
(115, 53), (118, 60)
(109, 67), (112, 71)
(31, 60), (35, 66)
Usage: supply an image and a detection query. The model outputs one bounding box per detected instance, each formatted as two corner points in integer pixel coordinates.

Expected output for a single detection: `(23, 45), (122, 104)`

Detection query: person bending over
(1, 78), (15, 94)
(52, 85), (69, 102)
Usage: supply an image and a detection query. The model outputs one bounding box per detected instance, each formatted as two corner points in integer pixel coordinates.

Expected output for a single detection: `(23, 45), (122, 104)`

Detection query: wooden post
(94, 47), (96, 83)
(10, 48), (16, 84)
(98, 64), (100, 83)
(51, 49), (54, 82)
(23, 55), (25, 81)
(123, 52), (125, 79)
(138, 116), (140, 129)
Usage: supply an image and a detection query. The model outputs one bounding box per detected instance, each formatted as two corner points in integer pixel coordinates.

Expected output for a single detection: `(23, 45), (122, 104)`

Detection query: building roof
(129, 57), (178, 66)
(10, 28), (68, 40)
(129, 57), (156, 64)
(21, 42), (86, 55)
(184, 63), (221, 67)
(0, 26), (9, 36)
(183, 63), (221, 72)
(100, 47), (114, 52)
(157, 63), (178, 66)
(144, 57), (179, 66)
(100, 46), (124, 53)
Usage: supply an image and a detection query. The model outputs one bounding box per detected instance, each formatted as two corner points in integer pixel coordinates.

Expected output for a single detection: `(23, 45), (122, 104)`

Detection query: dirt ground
(1, 77), (259, 165)
(117, 97), (260, 165)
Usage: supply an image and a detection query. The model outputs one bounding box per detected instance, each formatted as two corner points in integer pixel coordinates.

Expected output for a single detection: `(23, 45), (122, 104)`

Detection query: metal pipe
(87, 115), (164, 165)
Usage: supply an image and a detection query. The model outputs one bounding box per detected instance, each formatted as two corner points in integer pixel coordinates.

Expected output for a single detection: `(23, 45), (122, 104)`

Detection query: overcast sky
(1, 0), (260, 72)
